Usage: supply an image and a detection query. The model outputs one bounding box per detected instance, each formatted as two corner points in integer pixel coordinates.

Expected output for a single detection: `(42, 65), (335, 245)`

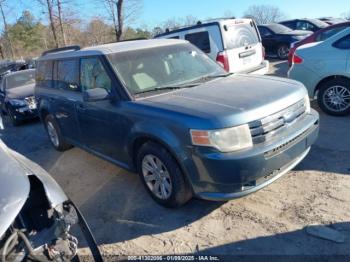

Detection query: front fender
(126, 120), (200, 187)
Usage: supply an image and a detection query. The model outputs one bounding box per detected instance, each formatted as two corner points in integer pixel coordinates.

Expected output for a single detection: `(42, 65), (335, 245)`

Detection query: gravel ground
(0, 60), (349, 259)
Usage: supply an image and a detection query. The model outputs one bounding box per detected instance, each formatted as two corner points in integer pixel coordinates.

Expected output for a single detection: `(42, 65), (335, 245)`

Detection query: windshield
(108, 43), (225, 96)
(267, 24), (292, 34)
(6, 70), (35, 89)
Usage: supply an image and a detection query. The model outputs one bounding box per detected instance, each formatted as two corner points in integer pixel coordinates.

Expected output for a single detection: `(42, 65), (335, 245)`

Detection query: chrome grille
(249, 99), (306, 144)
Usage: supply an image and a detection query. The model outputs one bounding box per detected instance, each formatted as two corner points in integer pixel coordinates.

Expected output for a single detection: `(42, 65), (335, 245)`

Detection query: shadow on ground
(199, 222), (350, 256)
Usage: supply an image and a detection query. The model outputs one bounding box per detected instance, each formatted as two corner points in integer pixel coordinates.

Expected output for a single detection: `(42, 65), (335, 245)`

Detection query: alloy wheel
(47, 121), (59, 147)
(322, 85), (350, 113)
(142, 154), (172, 200)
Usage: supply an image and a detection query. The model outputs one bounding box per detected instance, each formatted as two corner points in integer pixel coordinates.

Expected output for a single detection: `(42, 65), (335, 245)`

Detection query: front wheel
(137, 142), (192, 208)
(45, 114), (73, 151)
(277, 44), (290, 60)
(317, 78), (350, 116)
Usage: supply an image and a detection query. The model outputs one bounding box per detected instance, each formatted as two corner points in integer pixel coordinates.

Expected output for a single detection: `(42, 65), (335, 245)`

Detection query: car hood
(137, 74), (307, 128)
(0, 140), (68, 238)
(6, 83), (35, 99)
(0, 141), (30, 238)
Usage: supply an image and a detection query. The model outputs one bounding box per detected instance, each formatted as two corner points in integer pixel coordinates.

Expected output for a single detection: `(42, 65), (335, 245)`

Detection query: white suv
(155, 18), (269, 75)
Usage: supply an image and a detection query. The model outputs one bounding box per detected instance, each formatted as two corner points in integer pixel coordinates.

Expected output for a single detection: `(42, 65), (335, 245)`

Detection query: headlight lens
(190, 124), (253, 152)
(8, 99), (26, 107)
(304, 95), (311, 114)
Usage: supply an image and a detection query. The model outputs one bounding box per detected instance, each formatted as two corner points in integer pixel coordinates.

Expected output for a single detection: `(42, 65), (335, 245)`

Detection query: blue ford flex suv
(35, 39), (319, 207)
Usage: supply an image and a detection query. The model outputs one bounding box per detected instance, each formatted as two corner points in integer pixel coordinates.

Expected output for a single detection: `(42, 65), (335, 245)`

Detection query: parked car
(155, 18), (269, 75)
(0, 69), (37, 125)
(288, 21), (350, 67)
(288, 28), (350, 116)
(0, 60), (30, 80)
(0, 140), (102, 261)
(280, 19), (329, 32)
(35, 40), (319, 207)
(318, 17), (348, 25)
(257, 23), (311, 59)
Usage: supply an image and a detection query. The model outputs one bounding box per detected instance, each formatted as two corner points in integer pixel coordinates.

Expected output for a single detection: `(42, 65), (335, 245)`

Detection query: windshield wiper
(134, 83), (198, 95)
(206, 73), (233, 78)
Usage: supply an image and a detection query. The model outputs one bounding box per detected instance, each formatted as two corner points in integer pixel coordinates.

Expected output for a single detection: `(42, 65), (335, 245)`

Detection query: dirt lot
(1, 60), (350, 258)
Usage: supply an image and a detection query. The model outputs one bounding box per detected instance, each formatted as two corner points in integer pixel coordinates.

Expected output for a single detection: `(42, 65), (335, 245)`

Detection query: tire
(317, 78), (350, 116)
(7, 107), (21, 126)
(136, 142), (192, 208)
(44, 114), (72, 151)
(277, 44), (290, 60)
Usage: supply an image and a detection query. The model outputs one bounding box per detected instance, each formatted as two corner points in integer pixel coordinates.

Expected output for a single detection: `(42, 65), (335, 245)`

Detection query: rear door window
(185, 31), (211, 53)
(225, 22), (260, 49)
(55, 59), (79, 91)
(36, 60), (53, 82)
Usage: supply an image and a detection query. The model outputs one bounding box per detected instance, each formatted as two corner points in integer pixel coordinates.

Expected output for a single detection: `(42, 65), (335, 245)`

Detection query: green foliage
(7, 10), (46, 57)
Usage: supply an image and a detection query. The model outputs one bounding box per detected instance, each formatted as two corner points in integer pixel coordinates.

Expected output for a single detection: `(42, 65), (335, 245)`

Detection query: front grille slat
(249, 99), (306, 144)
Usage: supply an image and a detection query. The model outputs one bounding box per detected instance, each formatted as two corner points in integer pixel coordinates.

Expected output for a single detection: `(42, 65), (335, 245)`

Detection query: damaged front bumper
(0, 140), (102, 261)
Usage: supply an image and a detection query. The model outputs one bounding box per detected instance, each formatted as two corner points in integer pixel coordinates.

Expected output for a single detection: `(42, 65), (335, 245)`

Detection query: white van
(155, 18), (269, 75)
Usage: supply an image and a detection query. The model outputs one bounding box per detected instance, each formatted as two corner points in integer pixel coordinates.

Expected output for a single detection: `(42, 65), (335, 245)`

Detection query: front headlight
(190, 124), (253, 152)
(8, 99), (26, 107)
(304, 95), (311, 114)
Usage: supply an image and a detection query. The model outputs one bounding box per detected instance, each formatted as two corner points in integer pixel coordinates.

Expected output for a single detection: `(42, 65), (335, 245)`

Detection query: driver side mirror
(83, 88), (109, 102)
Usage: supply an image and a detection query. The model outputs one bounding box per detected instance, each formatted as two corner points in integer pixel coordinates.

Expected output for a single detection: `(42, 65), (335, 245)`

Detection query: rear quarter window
(185, 31), (211, 53)
(225, 22), (260, 49)
(36, 60), (53, 82)
(333, 34), (350, 49)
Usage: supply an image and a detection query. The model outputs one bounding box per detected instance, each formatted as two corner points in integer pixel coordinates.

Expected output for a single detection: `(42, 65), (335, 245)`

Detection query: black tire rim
(278, 46), (289, 59)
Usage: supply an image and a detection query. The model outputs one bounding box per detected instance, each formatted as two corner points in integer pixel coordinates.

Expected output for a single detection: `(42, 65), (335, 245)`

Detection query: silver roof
(38, 39), (188, 61)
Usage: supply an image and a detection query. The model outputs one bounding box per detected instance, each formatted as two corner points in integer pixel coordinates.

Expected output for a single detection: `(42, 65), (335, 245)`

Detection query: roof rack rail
(42, 45), (81, 56)
(164, 17), (237, 34)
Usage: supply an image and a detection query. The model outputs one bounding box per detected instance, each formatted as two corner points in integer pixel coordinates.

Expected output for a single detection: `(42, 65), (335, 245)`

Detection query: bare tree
(244, 5), (286, 24)
(0, 0), (14, 58)
(101, 0), (142, 41)
(56, 0), (66, 46)
(37, 0), (59, 48)
(183, 15), (198, 26)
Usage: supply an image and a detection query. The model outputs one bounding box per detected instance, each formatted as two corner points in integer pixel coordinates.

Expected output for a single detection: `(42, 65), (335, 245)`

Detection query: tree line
(0, 1), (348, 60)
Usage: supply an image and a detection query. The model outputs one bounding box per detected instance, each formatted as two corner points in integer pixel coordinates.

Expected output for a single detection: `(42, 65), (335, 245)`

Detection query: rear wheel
(137, 142), (192, 208)
(317, 78), (350, 116)
(45, 114), (72, 151)
(277, 44), (290, 60)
